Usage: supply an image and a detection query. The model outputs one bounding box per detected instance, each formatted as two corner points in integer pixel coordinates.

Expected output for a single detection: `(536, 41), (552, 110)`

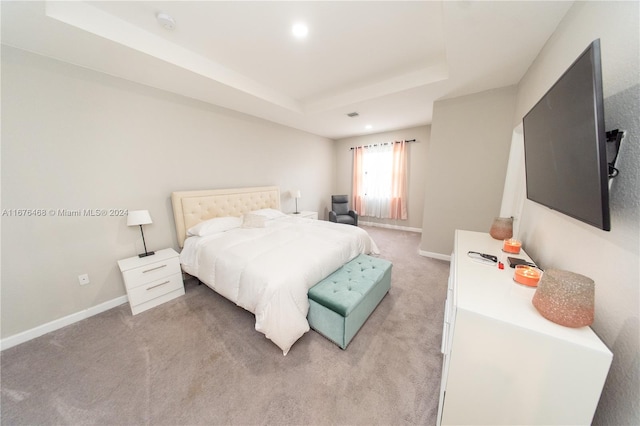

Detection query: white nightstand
(117, 248), (185, 315)
(288, 211), (318, 220)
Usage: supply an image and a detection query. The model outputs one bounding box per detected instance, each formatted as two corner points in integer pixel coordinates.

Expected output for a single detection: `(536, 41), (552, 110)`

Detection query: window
(352, 140), (408, 220)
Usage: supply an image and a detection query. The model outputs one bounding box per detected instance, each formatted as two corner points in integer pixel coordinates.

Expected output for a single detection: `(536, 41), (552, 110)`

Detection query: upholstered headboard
(171, 186), (281, 247)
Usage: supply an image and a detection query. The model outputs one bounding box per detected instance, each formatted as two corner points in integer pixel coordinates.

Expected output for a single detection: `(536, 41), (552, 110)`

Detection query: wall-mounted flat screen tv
(523, 39), (610, 231)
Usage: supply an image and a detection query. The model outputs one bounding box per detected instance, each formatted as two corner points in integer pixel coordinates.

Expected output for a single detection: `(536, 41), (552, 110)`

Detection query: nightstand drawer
(122, 257), (180, 289)
(118, 248), (185, 315)
(127, 272), (183, 307)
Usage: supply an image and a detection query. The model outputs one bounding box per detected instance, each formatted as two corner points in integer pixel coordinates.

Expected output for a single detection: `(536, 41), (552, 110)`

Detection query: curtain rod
(349, 139), (416, 150)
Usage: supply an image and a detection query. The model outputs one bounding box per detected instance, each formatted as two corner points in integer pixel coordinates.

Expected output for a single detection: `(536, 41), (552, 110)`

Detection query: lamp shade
(292, 190), (301, 199)
(127, 210), (152, 227)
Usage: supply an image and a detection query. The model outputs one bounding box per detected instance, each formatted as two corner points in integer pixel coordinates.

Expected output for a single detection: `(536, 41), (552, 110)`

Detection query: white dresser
(437, 230), (612, 425)
(117, 248), (185, 315)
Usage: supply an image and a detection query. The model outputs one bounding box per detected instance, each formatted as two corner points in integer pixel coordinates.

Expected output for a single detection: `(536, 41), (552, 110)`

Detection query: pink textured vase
(532, 269), (595, 328)
(489, 217), (513, 240)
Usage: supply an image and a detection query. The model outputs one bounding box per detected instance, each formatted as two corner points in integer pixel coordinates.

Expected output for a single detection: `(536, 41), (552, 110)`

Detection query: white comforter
(180, 217), (379, 354)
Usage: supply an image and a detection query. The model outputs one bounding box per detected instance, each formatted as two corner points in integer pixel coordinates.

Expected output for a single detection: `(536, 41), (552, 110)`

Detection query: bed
(171, 186), (379, 355)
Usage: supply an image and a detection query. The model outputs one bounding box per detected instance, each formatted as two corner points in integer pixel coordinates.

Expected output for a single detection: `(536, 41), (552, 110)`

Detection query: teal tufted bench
(307, 254), (392, 349)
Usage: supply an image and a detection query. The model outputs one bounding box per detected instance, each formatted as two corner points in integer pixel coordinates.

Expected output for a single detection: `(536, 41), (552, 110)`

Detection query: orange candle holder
(514, 265), (542, 287)
(503, 238), (522, 254)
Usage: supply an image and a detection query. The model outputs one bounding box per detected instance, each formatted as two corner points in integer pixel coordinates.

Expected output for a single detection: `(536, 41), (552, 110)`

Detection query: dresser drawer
(122, 257), (180, 290)
(127, 272), (183, 307)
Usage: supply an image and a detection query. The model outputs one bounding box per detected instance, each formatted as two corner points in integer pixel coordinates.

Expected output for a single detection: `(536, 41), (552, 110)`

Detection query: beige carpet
(1, 226), (450, 425)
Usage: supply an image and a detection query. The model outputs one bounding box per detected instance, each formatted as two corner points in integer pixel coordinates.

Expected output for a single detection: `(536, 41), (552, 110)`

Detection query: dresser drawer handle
(146, 280), (170, 291)
(142, 264), (167, 274)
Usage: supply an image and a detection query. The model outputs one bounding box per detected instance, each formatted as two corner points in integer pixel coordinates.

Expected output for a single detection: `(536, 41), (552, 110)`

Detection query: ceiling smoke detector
(156, 12), (176, 30)
(347, 112), (359, 117)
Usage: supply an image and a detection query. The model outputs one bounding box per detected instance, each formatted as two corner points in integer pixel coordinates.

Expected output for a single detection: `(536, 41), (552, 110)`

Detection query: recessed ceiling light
(365, 125), (373, 130)
(292, 22), (308, 39)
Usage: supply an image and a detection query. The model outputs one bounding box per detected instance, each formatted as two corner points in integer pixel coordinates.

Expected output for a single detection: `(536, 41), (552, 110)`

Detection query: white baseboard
(0, 295), (129, 351)
(418, 249), (451, 262)
(360, 221), (422, 233)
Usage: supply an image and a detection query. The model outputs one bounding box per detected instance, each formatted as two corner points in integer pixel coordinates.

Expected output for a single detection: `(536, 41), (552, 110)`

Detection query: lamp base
(138, 251), (155, 258)
(293, 212), (300, 214)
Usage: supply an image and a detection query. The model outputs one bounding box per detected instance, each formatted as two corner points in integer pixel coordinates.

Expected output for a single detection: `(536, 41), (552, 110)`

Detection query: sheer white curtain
(362, 143), (393, 218)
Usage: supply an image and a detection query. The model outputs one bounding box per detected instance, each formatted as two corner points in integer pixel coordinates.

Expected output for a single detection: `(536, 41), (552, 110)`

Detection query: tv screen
(523, 39), (610, 231)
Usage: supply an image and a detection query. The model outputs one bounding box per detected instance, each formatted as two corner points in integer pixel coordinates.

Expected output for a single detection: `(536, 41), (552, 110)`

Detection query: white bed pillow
(249, 208), (287, 219)
(241, 213), (267, 228)
(187, 216), (242, 237)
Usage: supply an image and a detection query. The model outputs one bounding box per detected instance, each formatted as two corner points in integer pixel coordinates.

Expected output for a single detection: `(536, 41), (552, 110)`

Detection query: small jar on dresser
(117, 248), (185, 315)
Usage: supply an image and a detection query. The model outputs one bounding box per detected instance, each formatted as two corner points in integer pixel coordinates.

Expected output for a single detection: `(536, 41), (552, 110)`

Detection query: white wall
(333, 125), (430, 230)
(420, 86), (518, 257)
(511, 2), (639, 424)
(1, 47), (334, 340)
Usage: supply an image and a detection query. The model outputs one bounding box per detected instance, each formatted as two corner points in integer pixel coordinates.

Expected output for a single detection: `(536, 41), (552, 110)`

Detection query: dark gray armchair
(329, 195), (358, 226)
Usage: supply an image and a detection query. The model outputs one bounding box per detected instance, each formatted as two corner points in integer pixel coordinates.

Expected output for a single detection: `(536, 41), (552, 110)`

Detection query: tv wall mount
(606, 129), (624, 178)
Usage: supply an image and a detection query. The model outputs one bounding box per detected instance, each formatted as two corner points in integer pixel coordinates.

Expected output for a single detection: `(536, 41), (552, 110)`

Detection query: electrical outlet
(78, 274), (90, 285)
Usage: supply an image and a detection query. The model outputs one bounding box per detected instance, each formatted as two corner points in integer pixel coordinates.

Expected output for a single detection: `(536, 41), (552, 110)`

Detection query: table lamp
(127, 210), (155, 257)
(291, 190), (301, 214)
